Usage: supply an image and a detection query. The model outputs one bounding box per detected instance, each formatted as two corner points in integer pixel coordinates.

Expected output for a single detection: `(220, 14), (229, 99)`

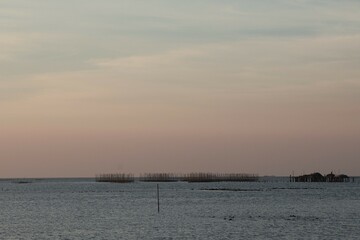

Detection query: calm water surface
(1, 178), (359, 239)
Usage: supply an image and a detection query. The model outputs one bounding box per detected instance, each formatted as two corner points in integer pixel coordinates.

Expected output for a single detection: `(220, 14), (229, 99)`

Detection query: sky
(1, 0), (360, 178)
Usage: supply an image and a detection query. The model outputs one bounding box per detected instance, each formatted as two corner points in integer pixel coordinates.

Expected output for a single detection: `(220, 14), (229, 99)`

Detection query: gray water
(1, 178), (359, 239)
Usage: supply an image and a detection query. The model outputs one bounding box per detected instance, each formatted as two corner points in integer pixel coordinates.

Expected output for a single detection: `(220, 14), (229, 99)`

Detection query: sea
(1, 177), (359, 240)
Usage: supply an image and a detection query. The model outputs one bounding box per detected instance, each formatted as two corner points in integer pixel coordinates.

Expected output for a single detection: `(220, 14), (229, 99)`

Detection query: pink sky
(1, 1), (360, 177)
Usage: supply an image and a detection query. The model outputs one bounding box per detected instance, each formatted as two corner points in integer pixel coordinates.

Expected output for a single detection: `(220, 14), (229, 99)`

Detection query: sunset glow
(1, 1), (360, 177)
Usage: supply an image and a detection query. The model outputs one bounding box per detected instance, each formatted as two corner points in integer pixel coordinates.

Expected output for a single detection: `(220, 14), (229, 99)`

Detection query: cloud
(2, 30), (359, 110)
(0, 33), (29, 62)
(0, 32), (58, 63)
(92, 48), (203, 69)
(88, 34), (360, 90)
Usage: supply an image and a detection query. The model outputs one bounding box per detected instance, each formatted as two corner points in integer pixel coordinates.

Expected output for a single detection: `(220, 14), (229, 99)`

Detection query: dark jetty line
(14, 181), (32, 184)
(139, 173), (179, 182)
(199, 187), (323, 192)
(182, 173), (258, 182)
(200, 188), (263, 192)
(96, 173), (135, 183)
(96, 172), (259, 183)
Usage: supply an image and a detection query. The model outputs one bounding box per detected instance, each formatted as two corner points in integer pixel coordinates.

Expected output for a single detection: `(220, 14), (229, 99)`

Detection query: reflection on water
(1, 178), (360, 239)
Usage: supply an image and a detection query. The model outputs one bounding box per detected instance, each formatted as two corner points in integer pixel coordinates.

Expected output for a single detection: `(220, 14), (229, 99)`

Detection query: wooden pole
(157, 184), (160, 213)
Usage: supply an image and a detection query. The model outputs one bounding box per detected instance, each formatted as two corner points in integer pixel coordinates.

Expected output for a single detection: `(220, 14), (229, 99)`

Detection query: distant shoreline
(1, 176), (360, 182)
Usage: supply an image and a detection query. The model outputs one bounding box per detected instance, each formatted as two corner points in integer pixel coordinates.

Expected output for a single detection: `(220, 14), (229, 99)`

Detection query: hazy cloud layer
(1, 0), (359, 177)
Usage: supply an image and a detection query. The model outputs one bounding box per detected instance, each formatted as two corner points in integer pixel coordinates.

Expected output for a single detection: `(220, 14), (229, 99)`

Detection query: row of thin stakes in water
(95, 173), (259, 183)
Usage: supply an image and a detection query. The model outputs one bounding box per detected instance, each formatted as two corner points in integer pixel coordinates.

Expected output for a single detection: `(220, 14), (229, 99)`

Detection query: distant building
(293, 172), (350, 182)
(325, 172), (335, 182)
(333, 174), (350, 182)
(325, 172), (350, 182)
(294, 172), (324, 182)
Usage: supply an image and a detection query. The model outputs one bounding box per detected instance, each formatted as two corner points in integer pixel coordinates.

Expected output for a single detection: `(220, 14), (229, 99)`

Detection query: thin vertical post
(157, 184), (160, 213)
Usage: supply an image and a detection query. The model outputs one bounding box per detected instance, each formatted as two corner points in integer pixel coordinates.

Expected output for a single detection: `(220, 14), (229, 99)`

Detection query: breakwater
(182, 173), (258, 182)
(96, 173), (135, 183)
(96, 172), (259, 183)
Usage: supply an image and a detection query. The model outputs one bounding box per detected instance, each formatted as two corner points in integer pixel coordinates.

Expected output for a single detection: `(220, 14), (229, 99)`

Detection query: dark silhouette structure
(96, 173), (134, 183)
(96, 172), (259, 183)
(291, 172), (350, 182)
